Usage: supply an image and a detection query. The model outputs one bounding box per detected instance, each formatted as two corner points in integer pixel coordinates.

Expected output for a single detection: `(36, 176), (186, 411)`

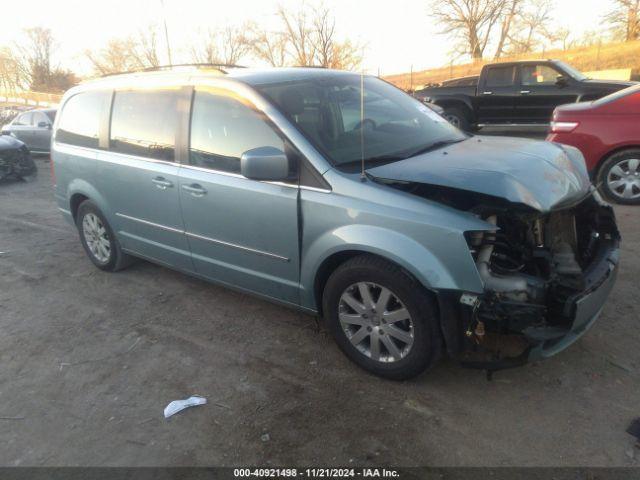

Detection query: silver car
(51, 67), (619, 379)
(3, 108), (56, 153)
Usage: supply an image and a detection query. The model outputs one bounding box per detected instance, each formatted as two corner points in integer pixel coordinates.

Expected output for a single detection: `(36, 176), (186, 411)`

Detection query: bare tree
(132, 26), (161, 68)
(248, 23), (289, 67)
(311, 5), (362, 69)
(0, 48), (25, 92)
(606, 0), (640, 41)
(11, 26), (76, 92)
(505, 0), (553, 54)
(85, 25), (163, 76)
(430, 0), (508, 60)
(189, 25), (251, 65)
(85, 38), (140, 75)
(494, 0), (520, 59)
(276, 3), (317, 66)
(264, 2), (361, 69)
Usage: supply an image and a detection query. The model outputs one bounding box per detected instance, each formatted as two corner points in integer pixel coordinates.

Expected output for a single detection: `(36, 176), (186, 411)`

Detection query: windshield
(593, 84), (640, 106)
(256, 75), (466, 169)
(555, 61), (588, 81)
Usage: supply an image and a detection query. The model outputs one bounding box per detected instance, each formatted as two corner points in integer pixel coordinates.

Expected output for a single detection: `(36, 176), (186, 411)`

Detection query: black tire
(596, 149), (640, 205)
(443, 107), (471, 131)
(322, 254), (442, 380)
(76, 200), (133, 271)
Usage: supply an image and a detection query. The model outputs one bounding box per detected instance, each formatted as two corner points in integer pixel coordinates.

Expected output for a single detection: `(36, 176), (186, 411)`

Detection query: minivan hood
(366, 136), (591, 213)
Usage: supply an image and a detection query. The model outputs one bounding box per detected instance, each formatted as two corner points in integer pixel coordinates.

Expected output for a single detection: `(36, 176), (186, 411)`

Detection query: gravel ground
(0, 157), (638, 467)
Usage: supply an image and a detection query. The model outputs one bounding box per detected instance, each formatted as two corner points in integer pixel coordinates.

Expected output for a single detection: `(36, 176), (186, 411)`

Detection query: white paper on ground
(164, 396), (207, 418)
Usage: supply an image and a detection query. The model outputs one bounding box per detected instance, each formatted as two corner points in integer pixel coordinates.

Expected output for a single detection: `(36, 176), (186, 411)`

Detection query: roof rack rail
(100, 63), (247, 78)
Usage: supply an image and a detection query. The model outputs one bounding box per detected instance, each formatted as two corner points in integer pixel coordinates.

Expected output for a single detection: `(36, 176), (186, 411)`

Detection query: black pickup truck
(414, 59), (636, 130)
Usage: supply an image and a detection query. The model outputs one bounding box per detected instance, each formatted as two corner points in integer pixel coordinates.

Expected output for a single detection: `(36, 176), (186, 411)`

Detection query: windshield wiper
(402, 138), (465, 158)
(339, 138), (465, 170)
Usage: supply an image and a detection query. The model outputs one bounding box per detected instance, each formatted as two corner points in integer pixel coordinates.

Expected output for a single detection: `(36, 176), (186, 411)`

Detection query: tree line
(431, 0), (640, 61)
(0, 2), (361, 94)
(0, 0), (638, 94)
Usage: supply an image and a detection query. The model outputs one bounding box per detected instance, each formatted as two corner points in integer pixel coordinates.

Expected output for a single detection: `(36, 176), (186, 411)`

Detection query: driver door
(513, 63), (579, 123)
(178, 87), (301, 305)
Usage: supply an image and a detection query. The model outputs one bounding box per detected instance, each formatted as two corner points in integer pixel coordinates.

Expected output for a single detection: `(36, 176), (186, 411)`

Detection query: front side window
(485, 66), (516, 87)
(521, 64), (562, 85)
(256, 75), (465, 169)
(14, 112), (33, 126)
(110, 89), (179, 161)
(190, 89), (285, 174)
(34, 112), (49, 126)
(57, 91), (109, 148)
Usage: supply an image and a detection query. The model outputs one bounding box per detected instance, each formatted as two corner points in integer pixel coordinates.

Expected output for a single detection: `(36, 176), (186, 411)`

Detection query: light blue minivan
(52, 66), (620, 379)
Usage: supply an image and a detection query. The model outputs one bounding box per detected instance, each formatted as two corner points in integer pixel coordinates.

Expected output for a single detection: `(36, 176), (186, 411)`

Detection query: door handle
(483, 91), (493, 95)
(182, 184), (207, 197)
(152, 177), (173, 189)
(520, 90), (531, 94)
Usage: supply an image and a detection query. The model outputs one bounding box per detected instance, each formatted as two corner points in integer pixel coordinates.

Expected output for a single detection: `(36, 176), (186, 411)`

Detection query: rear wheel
(597, 150), (640, 205)
(443, 107), (471, 131)
(322, 255), (442, 380)
(76, 200), (133, 271)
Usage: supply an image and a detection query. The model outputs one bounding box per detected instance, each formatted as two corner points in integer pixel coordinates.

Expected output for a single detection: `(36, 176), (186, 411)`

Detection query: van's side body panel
(178, 165), (301, 304)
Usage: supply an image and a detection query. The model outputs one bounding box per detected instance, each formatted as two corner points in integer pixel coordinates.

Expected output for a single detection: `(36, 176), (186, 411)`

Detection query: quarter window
(189, 89), (285, 174)
(485, 66), (516, 87)
(56, 91), (109, 148)
(110, 89), (179, 161)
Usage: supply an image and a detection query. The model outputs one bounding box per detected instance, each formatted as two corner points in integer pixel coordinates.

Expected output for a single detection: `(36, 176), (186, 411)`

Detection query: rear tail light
(550, 121), (579, 133)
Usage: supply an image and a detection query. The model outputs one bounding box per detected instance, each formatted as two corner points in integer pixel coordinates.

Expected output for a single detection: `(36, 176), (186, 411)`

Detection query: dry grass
(384, 40), (640, 90)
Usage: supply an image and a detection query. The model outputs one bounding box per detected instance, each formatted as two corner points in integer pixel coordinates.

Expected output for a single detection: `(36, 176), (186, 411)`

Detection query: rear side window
(485, 66), (516, 87)
(189, 89), (285, 174)
(57, 91), (109, 148)
(110, 89), (179, 162)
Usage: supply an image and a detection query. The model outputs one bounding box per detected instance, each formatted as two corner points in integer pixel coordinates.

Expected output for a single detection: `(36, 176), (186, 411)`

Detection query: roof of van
(78, 66), (362, 90)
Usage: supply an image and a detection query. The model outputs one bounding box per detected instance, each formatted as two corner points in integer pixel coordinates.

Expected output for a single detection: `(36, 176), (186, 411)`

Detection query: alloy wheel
(338, 282), (414, 363)
(82, 213), (111, 263)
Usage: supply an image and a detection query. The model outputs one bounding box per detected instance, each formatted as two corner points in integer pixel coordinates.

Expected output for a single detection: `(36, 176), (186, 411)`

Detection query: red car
(547, 84), (640, 204)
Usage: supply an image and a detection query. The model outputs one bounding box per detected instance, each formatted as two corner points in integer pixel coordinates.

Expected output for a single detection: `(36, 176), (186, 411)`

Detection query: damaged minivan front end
(368, 136), (620, 371)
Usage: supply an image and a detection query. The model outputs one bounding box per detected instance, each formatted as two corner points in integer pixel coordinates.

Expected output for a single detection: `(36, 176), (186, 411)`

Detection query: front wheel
(597, 150), (640, 205)
(322, 255), (442, 380)
(442, 107), (471, 131)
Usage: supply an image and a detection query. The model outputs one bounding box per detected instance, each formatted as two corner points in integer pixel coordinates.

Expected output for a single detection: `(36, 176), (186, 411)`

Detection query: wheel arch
(303, 225), (471, 315)
(66, 179), (113, 224)
(433, 97), (475, 121)
(594, 144), (640, 179)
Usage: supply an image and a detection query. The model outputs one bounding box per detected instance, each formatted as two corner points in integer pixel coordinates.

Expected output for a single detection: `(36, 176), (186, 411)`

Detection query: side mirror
(37, 121), (51, 129)
(555, 75), (568, 87)
(240, 146), (289, 181)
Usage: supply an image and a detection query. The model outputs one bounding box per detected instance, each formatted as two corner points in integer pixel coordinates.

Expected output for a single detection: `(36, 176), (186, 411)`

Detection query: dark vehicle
(414, 60), (636, 130)
(0, 134), (37, 181)
(547, 85), (640, 205)
(2, 108), (56, 153)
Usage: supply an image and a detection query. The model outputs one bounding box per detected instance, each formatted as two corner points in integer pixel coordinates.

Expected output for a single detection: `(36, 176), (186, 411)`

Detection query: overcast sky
(2, 0), (617, 76)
